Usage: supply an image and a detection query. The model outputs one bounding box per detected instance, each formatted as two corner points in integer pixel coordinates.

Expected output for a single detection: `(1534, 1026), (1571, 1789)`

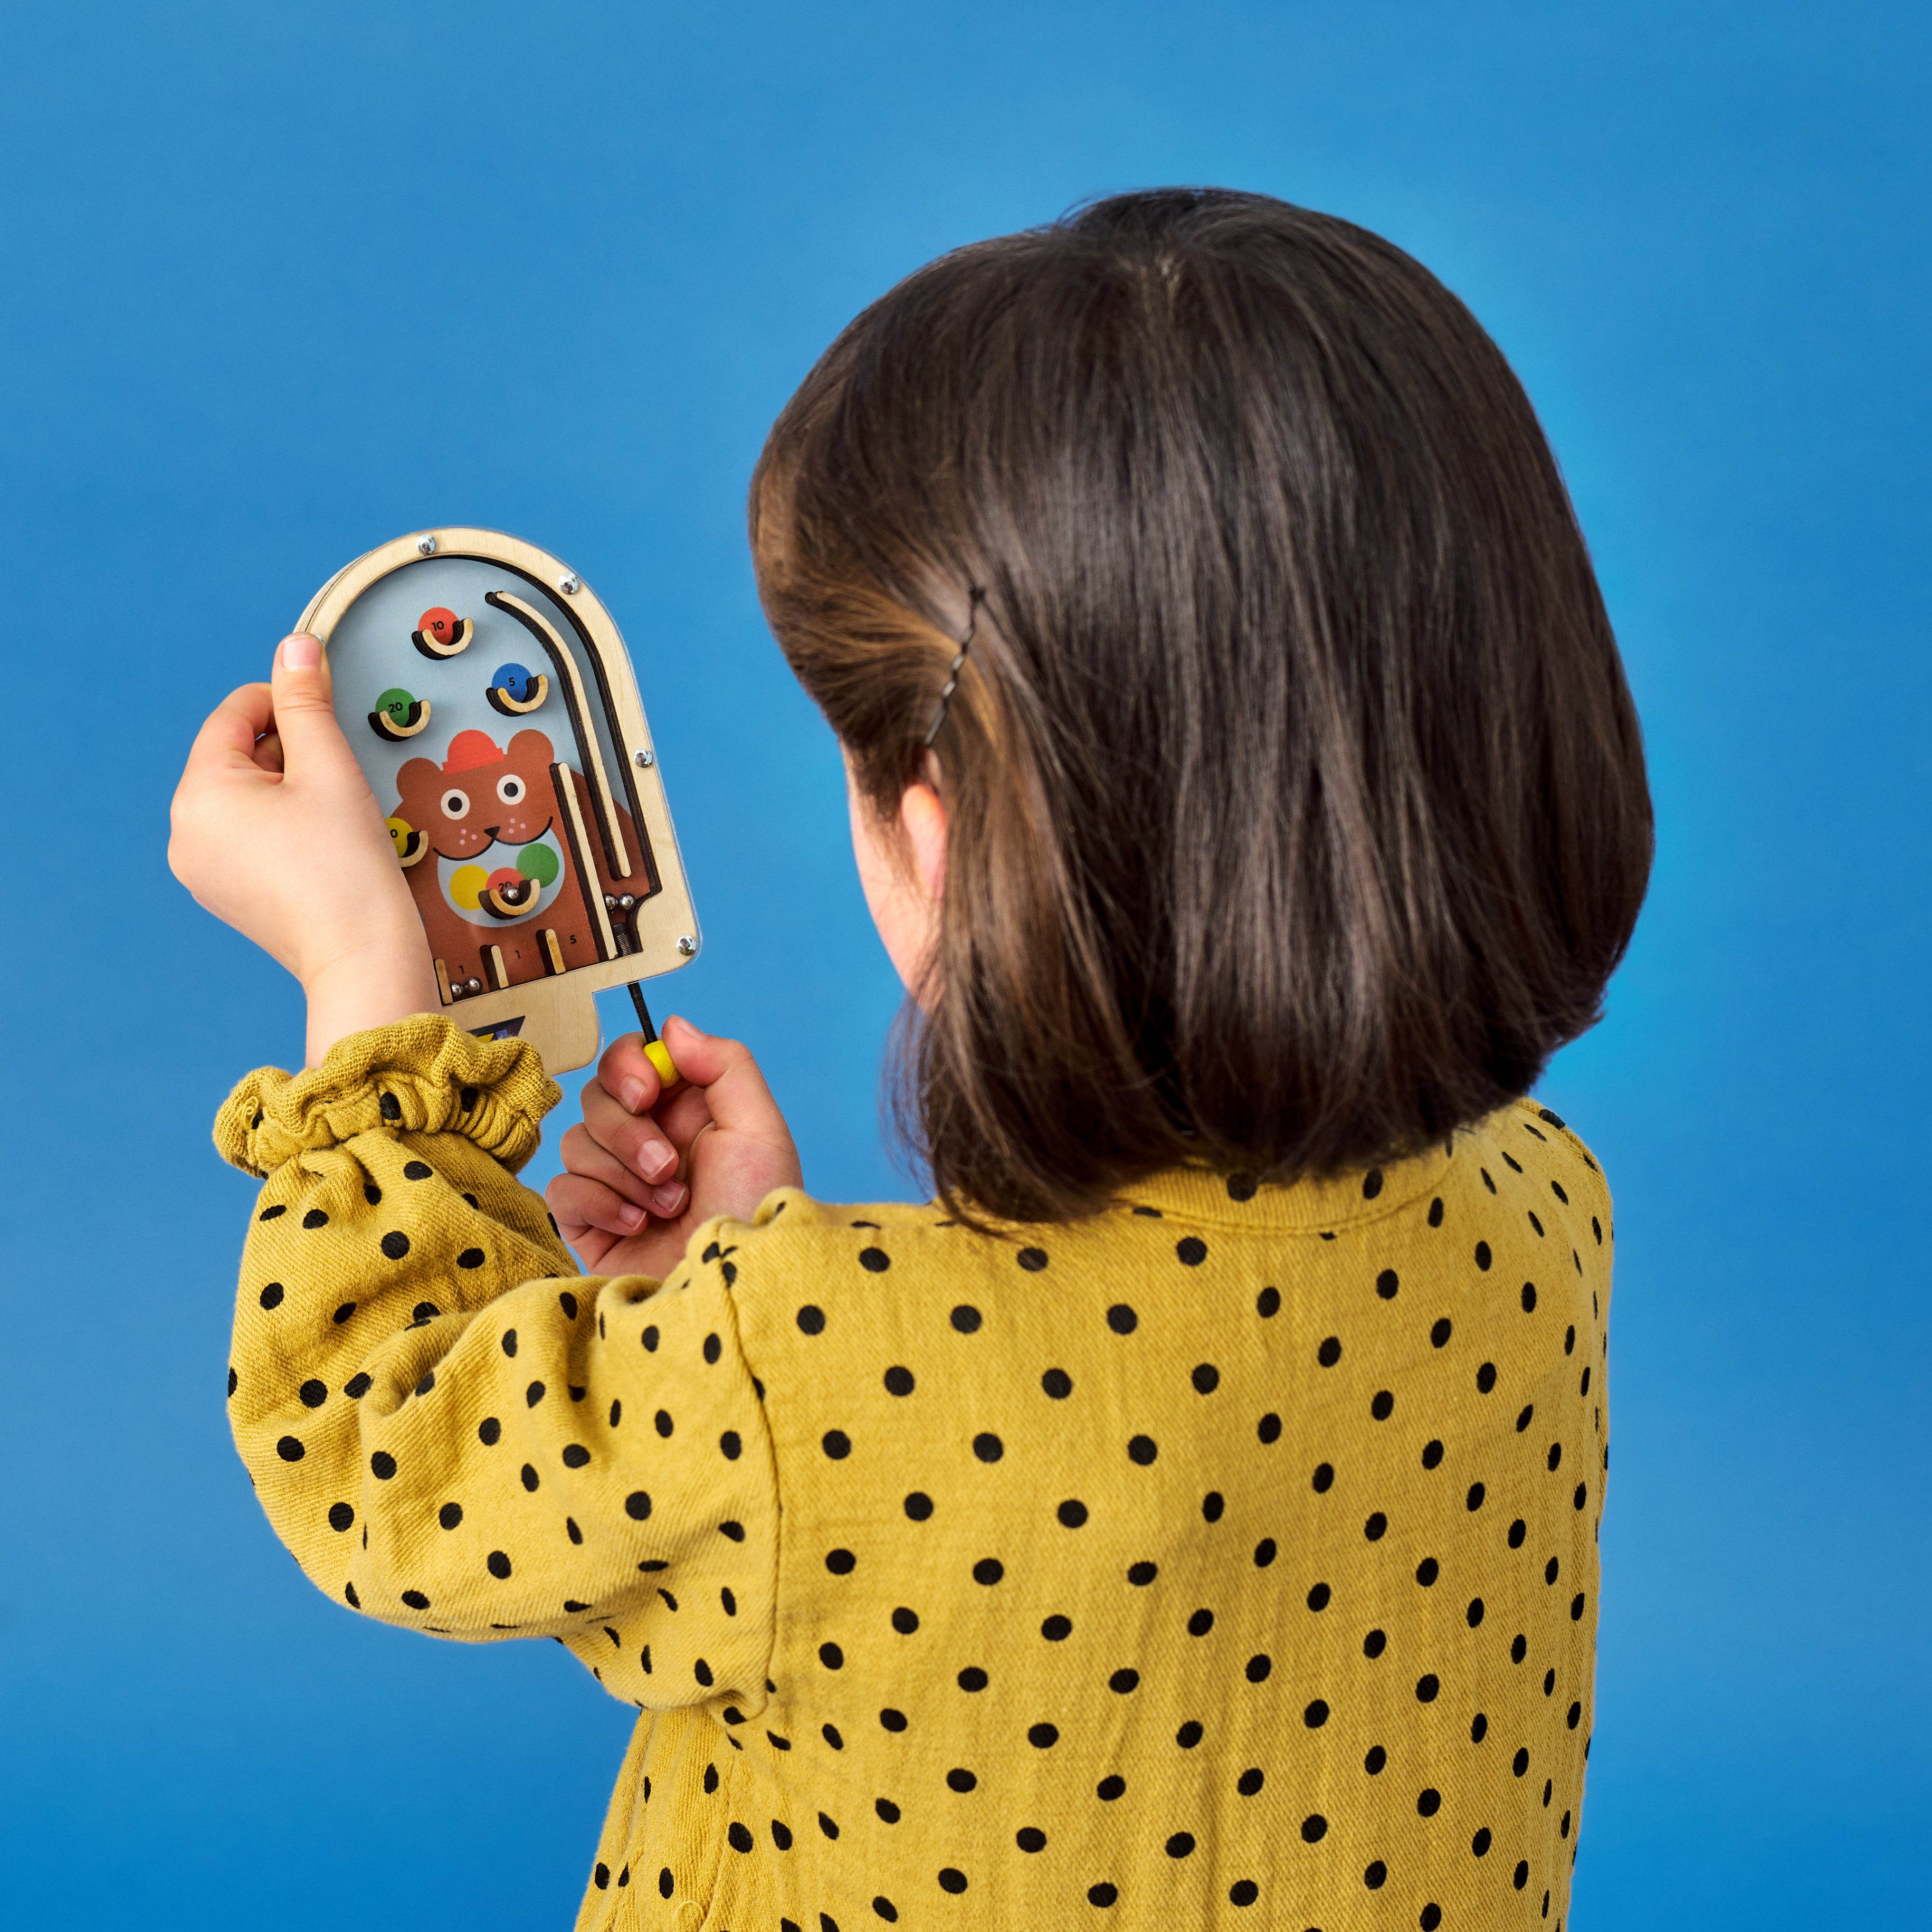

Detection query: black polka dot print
(220, 1038), (1610, 1931)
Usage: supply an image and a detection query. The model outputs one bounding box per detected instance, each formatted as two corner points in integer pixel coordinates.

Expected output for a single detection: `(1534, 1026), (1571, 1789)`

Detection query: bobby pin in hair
(923, 586), (985, 746)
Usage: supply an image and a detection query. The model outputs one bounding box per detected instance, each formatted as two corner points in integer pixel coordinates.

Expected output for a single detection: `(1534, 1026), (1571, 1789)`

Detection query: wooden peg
(411, 608), (474, 659)
(486, 672), (550, 717)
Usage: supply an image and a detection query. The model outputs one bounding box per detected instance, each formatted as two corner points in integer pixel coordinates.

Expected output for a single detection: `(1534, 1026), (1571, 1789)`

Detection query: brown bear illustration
(388, 726), (651, 1001)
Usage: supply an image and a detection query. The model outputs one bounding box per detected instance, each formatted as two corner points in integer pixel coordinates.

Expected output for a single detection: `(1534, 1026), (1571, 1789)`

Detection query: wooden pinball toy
(299, 528), (698, 1079)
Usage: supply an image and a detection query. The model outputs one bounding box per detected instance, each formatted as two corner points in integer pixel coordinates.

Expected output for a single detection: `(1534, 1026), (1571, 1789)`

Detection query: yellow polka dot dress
(218, 1017), (1613, 1931)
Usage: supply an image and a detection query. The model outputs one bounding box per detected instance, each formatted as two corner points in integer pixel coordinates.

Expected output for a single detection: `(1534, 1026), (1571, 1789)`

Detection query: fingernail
(280, 633), (321, 671)
(617, 1202), (645, 1230)
(635, 1140), (676, 1183)
(650, 1182), (686, 1215)
(616, 1078), (648, 1114)
(668, 1015), (710, 1043)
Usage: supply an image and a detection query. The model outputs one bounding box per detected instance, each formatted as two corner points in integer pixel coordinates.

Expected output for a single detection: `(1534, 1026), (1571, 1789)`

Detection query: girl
(171, 188), (1650, 1931)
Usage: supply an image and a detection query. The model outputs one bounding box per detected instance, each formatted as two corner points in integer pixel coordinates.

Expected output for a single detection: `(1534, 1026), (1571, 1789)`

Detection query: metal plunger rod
(626, 982), (681, 1089)
(627, 981), (659, 1044)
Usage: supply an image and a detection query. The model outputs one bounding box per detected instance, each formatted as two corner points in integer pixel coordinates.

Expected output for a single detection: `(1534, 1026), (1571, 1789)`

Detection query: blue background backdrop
(0, 3), (1924, 1925)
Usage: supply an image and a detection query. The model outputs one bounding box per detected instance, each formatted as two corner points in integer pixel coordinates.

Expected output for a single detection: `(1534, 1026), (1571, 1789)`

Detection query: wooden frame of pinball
(298, 527), (699, 1073)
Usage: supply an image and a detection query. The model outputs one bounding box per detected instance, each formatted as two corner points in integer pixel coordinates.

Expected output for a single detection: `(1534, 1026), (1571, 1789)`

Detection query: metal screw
(416, 534), (437, 556)
(558, 573), (580, 595)
(633, 748), (654, 768)
(677, 934), (697, 956)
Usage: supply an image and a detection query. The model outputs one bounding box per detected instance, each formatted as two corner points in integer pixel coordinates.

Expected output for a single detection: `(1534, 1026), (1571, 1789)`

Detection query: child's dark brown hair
(751, 187), (1652, 1223)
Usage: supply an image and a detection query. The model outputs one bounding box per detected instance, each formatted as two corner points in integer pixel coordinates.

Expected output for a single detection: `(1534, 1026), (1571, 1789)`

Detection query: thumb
(662, 1017), (796, 1151)
(269, 633), (356, 773)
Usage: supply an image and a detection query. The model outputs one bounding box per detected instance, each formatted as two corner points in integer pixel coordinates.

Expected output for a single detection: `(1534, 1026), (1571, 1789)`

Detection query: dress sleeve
(215, 1016), (778, 1719)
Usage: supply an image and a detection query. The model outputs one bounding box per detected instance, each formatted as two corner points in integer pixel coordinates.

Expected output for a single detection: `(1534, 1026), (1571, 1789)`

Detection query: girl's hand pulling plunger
(546, 1020), (802, 1280)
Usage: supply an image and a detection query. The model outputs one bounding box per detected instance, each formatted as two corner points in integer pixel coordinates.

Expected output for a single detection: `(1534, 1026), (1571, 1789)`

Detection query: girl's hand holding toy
(169, 634), (442, 1068)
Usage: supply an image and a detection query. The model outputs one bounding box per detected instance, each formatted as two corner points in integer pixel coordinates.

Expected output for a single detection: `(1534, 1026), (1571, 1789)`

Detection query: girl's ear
(900, 778), (948, 903)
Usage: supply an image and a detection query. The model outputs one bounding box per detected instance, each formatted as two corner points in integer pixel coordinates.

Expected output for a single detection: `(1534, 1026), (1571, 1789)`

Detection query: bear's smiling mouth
(427, 816), (556, 864)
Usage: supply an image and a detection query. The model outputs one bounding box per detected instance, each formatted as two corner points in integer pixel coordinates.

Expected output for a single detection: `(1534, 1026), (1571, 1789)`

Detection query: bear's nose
(481, 824), (501, 839)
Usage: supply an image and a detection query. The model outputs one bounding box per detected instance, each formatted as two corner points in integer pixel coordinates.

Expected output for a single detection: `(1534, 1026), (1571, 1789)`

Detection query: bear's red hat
(442, 729), (504, 773)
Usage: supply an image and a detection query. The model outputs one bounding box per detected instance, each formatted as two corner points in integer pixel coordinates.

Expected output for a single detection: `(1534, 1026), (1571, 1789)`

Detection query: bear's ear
(507, 727), (557, 768)
(395, 755), (440, 802)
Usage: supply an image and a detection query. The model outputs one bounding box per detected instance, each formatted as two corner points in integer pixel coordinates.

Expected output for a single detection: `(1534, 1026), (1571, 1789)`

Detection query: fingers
(591, 1019), (798, 1177)
(583, 1058), (719, 1174)
(596, 1031), (666, 1117)
(659, 1017), (797, 1154)
(268, 633), (360, 775)
(558, 1119), (689, 1219)
(542, 1176), (616, 1271)
(580, 1079), (684, 1184)
(545, 1171), (651, 1238)
(180, 682), (278, 784)
(582, 1023), (802, 1235)
(558, 1120), (652, 1203)
(654, 1082), (722, 1161)
(170, 683), (279, 887)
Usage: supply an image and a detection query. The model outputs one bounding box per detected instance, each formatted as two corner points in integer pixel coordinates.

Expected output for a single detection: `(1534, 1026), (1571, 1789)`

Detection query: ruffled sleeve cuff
(213, 1015), (562, 1177)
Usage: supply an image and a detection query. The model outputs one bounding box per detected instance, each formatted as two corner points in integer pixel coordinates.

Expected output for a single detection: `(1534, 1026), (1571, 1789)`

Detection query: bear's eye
(496, 774), (526, 806)
(440, 788), (470, 820)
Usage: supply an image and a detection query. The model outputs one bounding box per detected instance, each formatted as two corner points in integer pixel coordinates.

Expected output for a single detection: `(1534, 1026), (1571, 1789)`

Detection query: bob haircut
(751, 188), (1652, 1224)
